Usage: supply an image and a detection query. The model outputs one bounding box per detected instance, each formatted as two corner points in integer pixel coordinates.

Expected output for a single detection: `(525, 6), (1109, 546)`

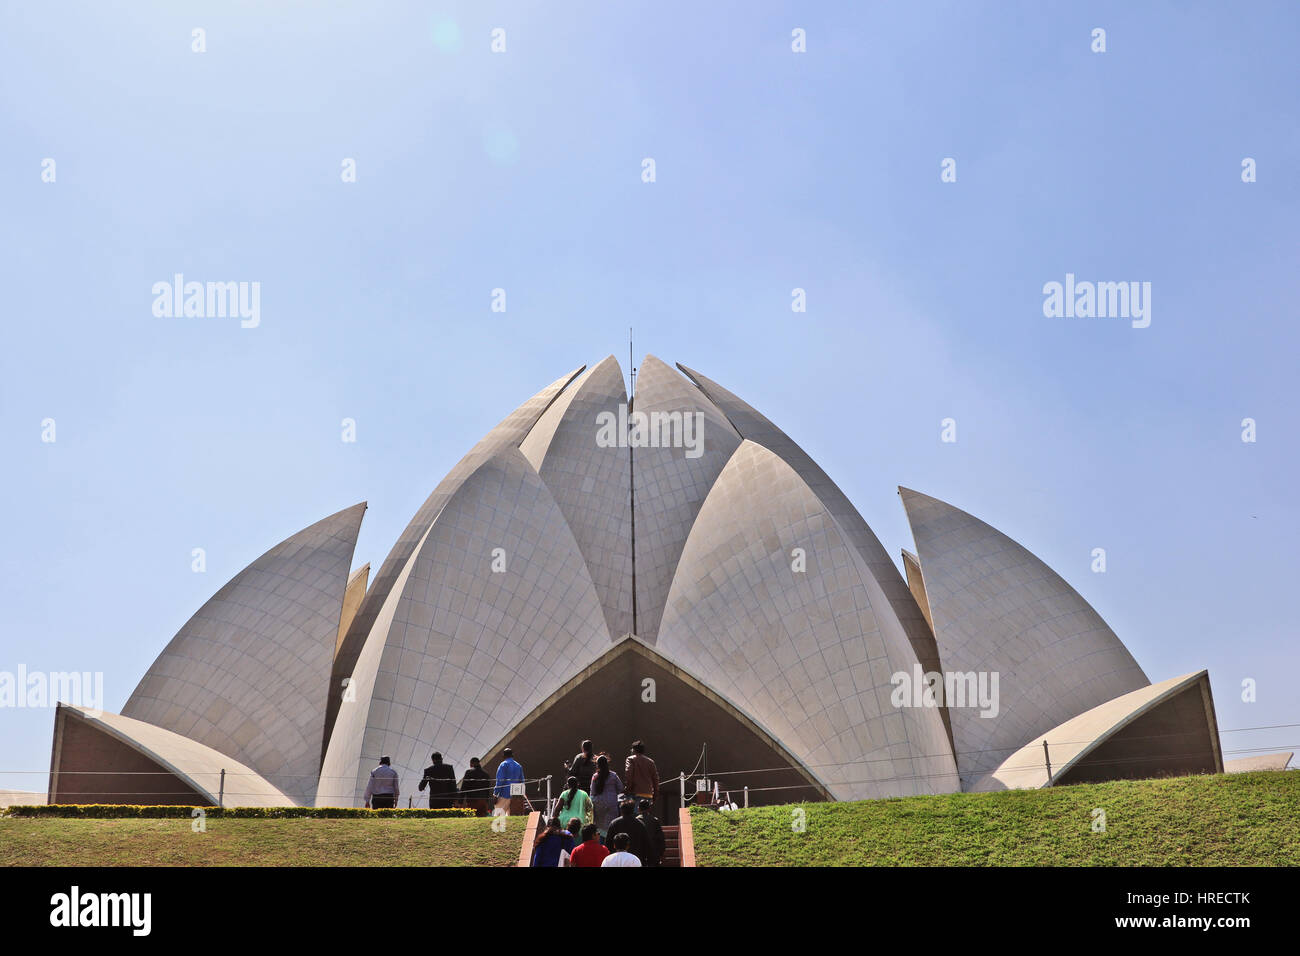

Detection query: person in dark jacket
(637, 798), (666, 867)
(459, 756), (491, 816)
(603, 799), (651, 864)
(530, 816), (575, 867)
(418, 752), (458, 809)
(563, 739), (598, 793)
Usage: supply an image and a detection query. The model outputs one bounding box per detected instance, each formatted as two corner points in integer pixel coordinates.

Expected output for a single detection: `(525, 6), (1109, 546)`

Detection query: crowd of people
(361, 752), (492, 811)
(530, 738), (665, 867)
(361, 738), (668, 867)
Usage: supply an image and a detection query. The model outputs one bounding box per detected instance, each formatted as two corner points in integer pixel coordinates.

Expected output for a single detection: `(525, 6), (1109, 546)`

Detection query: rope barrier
(12, 720), (1295, 784)
(7, 722), (1294, 805)
(8, 738), (1294, 784)
(9, 735), (1292, 787)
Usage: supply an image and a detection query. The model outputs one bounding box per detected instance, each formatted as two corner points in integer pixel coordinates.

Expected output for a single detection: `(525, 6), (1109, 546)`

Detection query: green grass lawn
(690, 771), (1300, 866)
(7, 772), (1295, 867)
(0, 814), (526, 867)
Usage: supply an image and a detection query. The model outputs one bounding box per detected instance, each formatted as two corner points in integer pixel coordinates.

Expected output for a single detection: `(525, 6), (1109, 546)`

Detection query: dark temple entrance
(481, 637), (829, 821)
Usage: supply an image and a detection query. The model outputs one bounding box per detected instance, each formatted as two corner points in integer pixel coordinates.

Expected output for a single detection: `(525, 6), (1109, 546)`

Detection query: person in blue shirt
(493, 747), (525, 815)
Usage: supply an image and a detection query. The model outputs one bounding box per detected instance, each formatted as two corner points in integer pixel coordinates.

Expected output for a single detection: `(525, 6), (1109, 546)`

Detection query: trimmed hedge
(2, 804), (478, 819)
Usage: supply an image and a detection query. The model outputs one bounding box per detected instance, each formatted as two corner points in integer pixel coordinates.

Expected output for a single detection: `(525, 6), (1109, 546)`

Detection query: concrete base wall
(49, 709), (209, 806)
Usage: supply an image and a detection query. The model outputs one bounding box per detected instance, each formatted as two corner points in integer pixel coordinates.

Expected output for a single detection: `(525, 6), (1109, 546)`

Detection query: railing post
(680, 772), (686, 809)
(546, 775), (552, 814)
(1042, 740), (1053, 783)
(218, 769), (225, 808)
(743, 786), (749, 808)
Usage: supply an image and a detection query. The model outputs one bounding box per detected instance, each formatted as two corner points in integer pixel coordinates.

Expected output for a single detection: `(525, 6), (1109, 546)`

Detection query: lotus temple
(46, 356), (1240, 809)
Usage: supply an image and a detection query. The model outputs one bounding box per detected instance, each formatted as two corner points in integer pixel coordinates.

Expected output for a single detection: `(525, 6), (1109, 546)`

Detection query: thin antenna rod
(628, 325), (637, 636)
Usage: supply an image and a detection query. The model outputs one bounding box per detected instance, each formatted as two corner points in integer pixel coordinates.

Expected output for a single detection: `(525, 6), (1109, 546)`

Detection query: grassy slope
(0, 815), (526, 867)
(691, 771), (1300, 866)
(6, 773), (1295, 867)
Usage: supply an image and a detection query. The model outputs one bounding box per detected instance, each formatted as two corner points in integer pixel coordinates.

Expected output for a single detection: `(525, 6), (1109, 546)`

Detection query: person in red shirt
(569, 823), (610, 868)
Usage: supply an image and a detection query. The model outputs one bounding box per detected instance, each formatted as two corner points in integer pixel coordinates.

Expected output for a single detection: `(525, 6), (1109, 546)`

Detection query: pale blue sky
(2, 1), (1297, 791)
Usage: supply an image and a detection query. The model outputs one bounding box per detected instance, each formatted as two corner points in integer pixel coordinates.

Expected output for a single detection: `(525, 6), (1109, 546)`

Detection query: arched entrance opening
(480, 637), (830, 821)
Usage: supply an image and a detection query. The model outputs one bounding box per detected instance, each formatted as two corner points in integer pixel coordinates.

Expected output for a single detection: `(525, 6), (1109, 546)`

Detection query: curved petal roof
(317, 524), (435, 806)
(899, 487), (1149, 789)
(316, 446), (611, 806)
(325, 365), (585, 747)
(55, 704), (294, 807)
(52, 356), (1218, 809)
(629, 355), (741, 643)
(972, 671), (1217, 791)
(656, 440), (959, 800)
(1225, 752), (1294, 773)
(676, 365), (948, 702)
(901, 549), (933, 631)
(334, 563), (370, 658)
(123, 502), (366, 805)
(518, 355), (633, 639)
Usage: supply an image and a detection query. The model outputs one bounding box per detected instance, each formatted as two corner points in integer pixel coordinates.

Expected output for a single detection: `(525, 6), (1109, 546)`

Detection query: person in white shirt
(364, 755), (400, 809)
(600, 832), (643, 867)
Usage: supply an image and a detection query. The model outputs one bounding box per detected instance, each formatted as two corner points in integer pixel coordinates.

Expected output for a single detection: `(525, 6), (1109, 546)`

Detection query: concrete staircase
(518, 806), (695, 867)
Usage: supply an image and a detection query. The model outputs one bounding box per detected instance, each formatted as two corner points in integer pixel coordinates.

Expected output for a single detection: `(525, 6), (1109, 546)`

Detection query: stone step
(661, 824), (681, 866)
